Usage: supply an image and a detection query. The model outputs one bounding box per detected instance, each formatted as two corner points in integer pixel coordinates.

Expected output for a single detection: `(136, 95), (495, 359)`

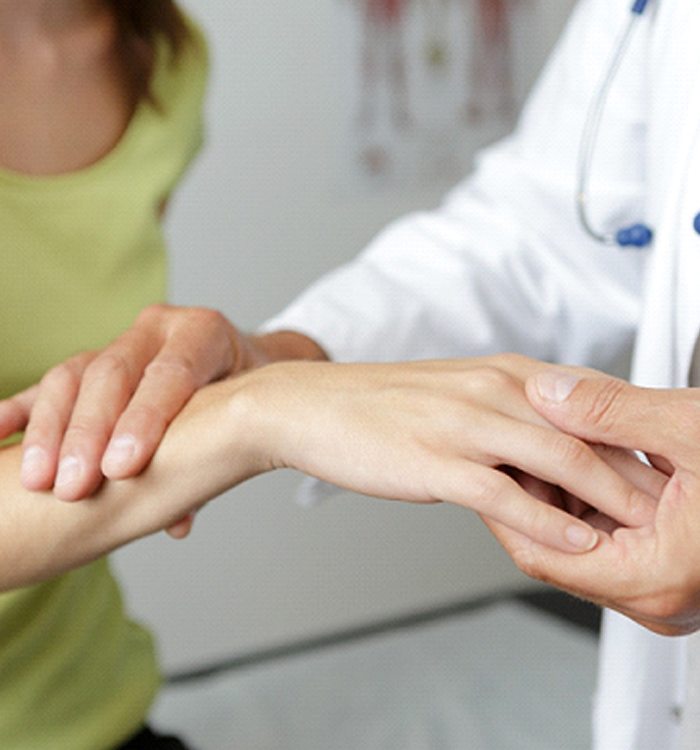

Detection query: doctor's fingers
(590, 444), (667, 500)
(19, 352), (97, 491)
(50, 340), (193, 501)
(165, 512), (196, 540)
(481, 517), (618, 612)
(526, 370), (700, 465)
(20, 318), (169, 495)
(39, 334), (162, 500)
(431, 460), (598, 553)
(476, 414), (657, 528)
(0, 385), (39, 440)
(482, 517), (696, 637)
(101, 308), (240, 481)
(45, 307), (236, 500)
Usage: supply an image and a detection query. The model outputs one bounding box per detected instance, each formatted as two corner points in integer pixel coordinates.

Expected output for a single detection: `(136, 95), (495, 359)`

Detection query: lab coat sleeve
(260, 0), (650, 376)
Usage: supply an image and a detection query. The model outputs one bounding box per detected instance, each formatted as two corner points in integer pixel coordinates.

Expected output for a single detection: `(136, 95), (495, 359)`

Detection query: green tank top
(0, 22), (207, 750)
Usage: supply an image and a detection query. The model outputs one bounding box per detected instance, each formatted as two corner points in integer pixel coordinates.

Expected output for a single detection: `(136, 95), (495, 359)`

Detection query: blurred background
(110, 2), (596, 747)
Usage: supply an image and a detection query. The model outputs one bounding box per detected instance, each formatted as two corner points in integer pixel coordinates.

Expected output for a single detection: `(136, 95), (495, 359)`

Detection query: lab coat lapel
(634, 0), (700, 389)
(664, 0), (700, 384)
(673, 96), (700, 384)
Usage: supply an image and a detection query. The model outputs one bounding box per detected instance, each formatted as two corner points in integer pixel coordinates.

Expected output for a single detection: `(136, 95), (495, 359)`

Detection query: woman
(0, 2), (210, 747)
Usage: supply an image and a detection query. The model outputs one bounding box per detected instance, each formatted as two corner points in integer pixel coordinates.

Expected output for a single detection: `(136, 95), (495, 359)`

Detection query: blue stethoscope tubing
(577, 0), (653, 247)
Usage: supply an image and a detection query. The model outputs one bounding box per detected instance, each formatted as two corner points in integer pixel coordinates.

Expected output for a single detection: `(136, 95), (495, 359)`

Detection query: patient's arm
(0, 355), (663, 592)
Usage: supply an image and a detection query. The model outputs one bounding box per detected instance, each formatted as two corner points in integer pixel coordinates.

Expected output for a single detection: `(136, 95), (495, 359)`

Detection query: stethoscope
(577, 0), (655, 248)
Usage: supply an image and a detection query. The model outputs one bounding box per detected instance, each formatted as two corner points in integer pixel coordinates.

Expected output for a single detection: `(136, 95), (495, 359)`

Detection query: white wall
(113, 0), (577, 673)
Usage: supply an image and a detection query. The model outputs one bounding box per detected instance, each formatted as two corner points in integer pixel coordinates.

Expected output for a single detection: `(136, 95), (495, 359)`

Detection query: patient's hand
(219, 355), (660, 553)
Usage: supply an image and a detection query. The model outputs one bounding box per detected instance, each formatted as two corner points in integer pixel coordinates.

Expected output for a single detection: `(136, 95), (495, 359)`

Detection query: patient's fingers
(483, 415), (657, 528)
(431, 460), (599, 553)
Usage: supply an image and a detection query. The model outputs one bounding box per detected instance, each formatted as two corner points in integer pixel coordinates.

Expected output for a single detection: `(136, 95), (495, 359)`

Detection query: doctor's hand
(0, 302), (326, 543)
(0, 305), (243, 507)
(0, 304), (324, 508)
(484, 368), (700, 636)
(232, 357), (659, 553)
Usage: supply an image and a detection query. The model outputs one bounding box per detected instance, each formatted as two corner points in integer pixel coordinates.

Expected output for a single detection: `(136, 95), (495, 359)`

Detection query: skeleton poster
(338, 0), (536, 186)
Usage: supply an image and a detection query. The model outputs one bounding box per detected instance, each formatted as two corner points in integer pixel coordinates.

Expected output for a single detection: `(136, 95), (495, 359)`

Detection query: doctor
(257, 0), (699, 743)
(1, 0), (697, 747)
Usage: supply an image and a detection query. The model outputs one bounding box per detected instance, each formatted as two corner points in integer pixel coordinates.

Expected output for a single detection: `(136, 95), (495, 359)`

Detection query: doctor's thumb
(525, 369), (641, 447)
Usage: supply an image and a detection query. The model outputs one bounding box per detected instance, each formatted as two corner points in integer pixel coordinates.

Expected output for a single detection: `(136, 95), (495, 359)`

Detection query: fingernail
(55, 456), (83, 488)
(21, 446), (48, 483)
(565, 524), (598, 552)
(535, 372), (581, 403)
(103, 435), (137, 471)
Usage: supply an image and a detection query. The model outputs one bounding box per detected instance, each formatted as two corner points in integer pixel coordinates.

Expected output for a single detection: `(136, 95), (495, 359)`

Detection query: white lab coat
(262, 0), (700, 746)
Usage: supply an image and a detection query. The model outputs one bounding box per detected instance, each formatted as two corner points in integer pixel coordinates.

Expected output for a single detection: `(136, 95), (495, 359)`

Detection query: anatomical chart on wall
(337, 0), (535, 186)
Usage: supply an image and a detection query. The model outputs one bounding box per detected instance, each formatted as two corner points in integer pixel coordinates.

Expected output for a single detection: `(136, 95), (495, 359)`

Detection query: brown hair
(109, 0), (195, 106)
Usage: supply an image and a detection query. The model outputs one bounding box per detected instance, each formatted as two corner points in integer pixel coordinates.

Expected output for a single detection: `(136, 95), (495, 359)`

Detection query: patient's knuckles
(488, 353), (538, 379)
(548, 433), (593, 473)
(466, 472), (512, 513)
(463, 366), (518, 402)
(516, 502), (552, 545)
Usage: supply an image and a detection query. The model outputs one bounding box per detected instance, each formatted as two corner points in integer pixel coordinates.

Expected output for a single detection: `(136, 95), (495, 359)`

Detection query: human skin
(0, 306), (327, 507)
(0, 379), (256, 591)
(0, 0), (131, 177)
(0, 3), (323, 516)
(0, 354), (667, 591)
(0, 1), (253, 537)
(482, 367), (700, 636)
